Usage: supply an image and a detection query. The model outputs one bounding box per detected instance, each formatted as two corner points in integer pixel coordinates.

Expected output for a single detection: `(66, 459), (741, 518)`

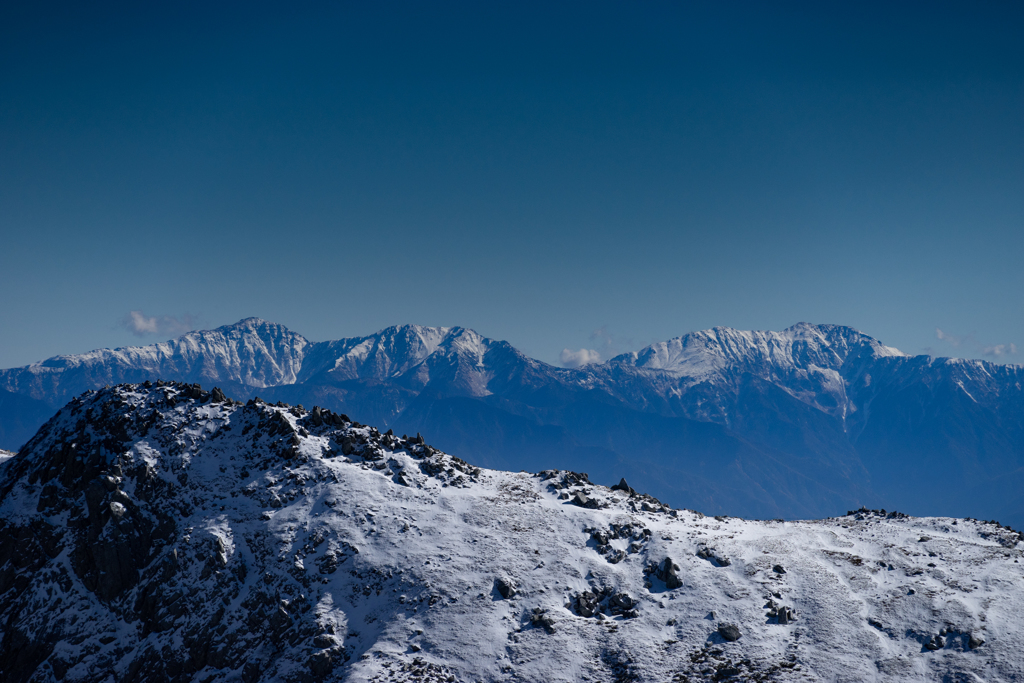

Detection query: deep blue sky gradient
(1, 1), (1022, 367)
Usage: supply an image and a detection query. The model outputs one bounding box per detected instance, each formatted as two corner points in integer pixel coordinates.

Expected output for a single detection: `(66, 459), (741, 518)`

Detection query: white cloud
(934, 327), (1017, 361)
(983, 343), (1018, 358)
(121, 311), (197, 338)
(935, 328), (964, 347)
(560, 348), (602, 368)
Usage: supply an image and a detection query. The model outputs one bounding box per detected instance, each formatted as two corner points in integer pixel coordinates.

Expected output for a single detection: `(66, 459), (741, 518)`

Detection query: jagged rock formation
(1, 384), (1022, 682)
(2, 320), (1024, 526)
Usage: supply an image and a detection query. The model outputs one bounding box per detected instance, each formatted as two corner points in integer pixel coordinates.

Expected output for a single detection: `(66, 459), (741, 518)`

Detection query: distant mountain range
(2, 317), (1022, 526)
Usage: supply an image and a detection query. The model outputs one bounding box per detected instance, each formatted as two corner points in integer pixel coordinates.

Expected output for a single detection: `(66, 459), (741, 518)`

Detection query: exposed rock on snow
(717, 623), (742, 642)
(696, 544), (731, 567)
(0, 383), (1023, 681)
(611, 478), (636, 496)
(494, 577), (517, 600)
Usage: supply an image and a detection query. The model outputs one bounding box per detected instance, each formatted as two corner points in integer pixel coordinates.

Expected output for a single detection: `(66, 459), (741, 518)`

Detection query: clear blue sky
(1, 1), (1022, 368)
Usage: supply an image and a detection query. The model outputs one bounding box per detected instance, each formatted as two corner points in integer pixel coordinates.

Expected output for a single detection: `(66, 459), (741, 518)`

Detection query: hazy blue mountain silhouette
(0, 389), (55, 454)
(2, 318), (1022, 526)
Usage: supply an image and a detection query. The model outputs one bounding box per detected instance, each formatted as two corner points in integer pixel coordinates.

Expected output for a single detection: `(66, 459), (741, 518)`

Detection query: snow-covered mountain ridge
(610, 323), (905, 377)
(0, 318), (1007, 423)
(2, 319), (1023, 528)
(0, 320), (525, 407)
(0, 318), (310, 406)
(1, 383), (1021, 682)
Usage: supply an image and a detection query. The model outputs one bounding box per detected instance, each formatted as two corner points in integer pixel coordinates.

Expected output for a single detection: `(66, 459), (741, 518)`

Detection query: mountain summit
(1, 320), (1023, 526)
(0, 318), (309, 407)
(1, 383), (1020, 682)
(613, 322), (904, 376)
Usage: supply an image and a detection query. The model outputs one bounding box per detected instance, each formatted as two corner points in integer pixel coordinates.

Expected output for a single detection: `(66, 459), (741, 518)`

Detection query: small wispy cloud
(560, 348), (602, 368)
(935, 328), (964, 347)
(983, 343), (1018, 358)
(559, 326), (638, 368)
(121, 311), (197, 338)
(932, 328), (1017, 361)
(589, 326), (634, 360)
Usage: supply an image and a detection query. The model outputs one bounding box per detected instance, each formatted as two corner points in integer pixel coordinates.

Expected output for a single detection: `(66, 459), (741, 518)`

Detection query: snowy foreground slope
(1, 384), (1022, 682)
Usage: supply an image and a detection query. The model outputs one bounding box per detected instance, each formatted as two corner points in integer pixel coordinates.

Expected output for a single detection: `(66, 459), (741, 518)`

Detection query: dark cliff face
(2, 321), (1023, 526)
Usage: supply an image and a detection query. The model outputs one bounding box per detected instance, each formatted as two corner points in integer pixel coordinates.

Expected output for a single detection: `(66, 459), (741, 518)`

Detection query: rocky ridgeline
(0, 382), (480, 682)
(0, 382), (1022, 682)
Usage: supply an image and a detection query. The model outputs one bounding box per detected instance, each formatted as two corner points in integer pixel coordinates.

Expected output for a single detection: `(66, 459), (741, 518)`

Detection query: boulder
(609, 592), (636, 614)
(575, 591), (599, 617)
(718, 623), (741, 642)
(572, 492), (600, 509)
(610, 478), (636, 495)
(656, 557), (683, 590)
(697, 545), (731, 567)
(494, 577), (517, 600)
(606, 549), (626, 564)
(309, 406), (323, 426)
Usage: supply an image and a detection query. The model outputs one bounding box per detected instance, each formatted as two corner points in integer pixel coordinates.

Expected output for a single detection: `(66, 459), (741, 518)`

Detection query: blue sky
(1, 1), (1022, 368)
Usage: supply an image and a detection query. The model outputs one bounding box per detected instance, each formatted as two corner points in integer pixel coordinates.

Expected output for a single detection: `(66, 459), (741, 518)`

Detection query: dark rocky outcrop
(495, 577), (517, 599)
(696, 544), (731, 567)
(655, 557), (683, 590)
(718, 623), (742, 642)
(611, 478), (636, 495)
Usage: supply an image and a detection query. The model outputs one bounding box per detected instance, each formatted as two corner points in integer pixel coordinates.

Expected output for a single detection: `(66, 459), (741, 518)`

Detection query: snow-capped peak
(609, 323), (906, 380)
(294, 324), (508, 395)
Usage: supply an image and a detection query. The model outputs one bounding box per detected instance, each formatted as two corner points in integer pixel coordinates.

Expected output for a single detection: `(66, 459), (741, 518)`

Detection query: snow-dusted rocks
(494, 577), (517, 600)
(1, 383), (1023, 682)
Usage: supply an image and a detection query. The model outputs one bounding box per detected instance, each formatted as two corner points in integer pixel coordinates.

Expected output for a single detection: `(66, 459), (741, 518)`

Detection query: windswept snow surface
(1, 384), (1021, 682)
